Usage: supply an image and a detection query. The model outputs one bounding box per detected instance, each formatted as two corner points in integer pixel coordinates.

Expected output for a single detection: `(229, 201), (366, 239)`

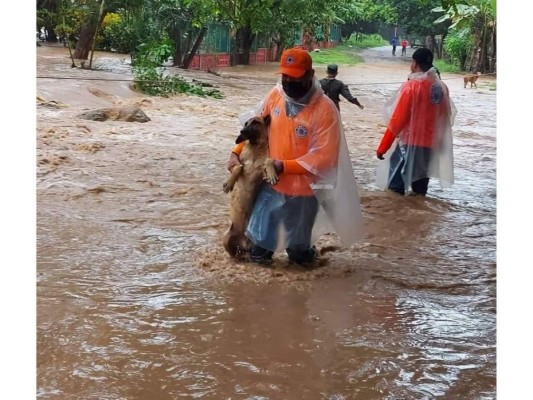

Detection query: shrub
(345, 33), (388, 49)
(132, 41), (224, 99)
(443, 28), (473, 70)
(97, 13), (136, 54)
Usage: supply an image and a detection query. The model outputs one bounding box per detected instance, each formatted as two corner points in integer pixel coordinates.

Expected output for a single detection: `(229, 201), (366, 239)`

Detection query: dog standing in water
(222, 115), (278, 259)
(464, 72), (482, 88)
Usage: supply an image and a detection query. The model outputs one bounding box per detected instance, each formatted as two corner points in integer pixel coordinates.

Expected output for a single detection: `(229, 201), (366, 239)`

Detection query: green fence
(330, 25), (340, 41)
(196, 23), (338, 55)
(201, 23), (231, 54)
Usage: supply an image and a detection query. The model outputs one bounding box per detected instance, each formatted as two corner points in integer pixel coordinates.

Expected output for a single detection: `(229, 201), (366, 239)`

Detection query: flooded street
(37, 45), (496, 399)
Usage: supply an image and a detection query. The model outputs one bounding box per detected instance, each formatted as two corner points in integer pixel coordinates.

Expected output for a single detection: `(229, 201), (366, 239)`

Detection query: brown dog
(464, 72), (481, 88)
(222, 115), (278, 259)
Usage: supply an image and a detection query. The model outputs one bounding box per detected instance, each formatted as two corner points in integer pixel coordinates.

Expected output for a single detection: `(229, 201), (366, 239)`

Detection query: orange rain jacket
(377, 77), (450, 156)
(233, 86), (340, 196)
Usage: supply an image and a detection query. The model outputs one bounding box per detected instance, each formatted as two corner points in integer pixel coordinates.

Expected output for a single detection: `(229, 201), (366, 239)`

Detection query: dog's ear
(263, 114), (271, 127)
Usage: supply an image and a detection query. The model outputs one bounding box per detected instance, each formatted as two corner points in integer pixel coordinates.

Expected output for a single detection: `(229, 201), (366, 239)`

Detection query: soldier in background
(319, 64), (364, 112)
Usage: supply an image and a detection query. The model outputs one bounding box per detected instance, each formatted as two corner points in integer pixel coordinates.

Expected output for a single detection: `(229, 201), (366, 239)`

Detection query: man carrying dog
(319, 64), (364, 112)
(376, 48), (455, 196)
(227, 48), (363, 266)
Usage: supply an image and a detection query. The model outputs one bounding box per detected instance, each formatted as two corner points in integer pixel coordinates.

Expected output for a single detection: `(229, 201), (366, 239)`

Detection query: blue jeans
(246, 184), (319, 258)
(388, 145), (431, 195)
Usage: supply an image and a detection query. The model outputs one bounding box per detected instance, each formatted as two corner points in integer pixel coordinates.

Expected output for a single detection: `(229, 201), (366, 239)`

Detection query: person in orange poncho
(376, 48), (455, 196)
(227, 48), (363, 265)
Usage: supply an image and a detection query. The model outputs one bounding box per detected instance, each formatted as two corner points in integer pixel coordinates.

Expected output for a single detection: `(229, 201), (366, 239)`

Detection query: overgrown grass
(344, 33), (389, 49)
(433, 59), (462, 74)
(310, 45), (363, 65)
(310, 33), (388, 66)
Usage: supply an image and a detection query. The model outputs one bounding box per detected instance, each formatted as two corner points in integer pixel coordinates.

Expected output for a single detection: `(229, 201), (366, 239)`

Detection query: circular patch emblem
(286, 55), (295, 64)
(431, 84), (443, 104)
(273, 107), (281, 117)
(295, 125), (308, 138)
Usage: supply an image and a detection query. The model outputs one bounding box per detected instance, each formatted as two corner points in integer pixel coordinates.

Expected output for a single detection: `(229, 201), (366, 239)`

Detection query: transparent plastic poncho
(377, 68), (457, 191)
(239, 77), (363, 252)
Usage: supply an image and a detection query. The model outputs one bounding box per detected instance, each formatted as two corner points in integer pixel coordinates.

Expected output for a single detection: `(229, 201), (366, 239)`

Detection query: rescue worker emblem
(272, 107), (281, 117)
(431, 84), (443, 104)
(295, 124), (308, 138)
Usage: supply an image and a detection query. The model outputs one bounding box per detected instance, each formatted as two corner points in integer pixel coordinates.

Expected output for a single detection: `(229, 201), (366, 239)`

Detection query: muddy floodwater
(37, 45), (496, 399)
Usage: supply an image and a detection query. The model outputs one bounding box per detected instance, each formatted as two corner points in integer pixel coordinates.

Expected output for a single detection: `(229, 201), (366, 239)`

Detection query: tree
(72, 0), (143, 60)
(214, 0), (276, 65)
(336, 0), (397, 43)
(433, 0), (496, 72)
(392, 0), (451, 57)
(150, 0), (218, 67)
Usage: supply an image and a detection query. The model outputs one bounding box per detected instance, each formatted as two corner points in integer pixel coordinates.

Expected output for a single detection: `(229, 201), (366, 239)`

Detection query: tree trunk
(184, 28), (193, 57)
(238, 26), (255, 65)
(469, 15), (486, 73)
(88, 0), (106, 69)
(73, 4), (107, 60)
(491, 23), (496, 73)
(438, 32), (447, 60)
(273, 38), (283, 61)
(182, 26), (207, 69)
(171, 24), (182, 66)
(470, 38), (482, 73)
(73, 23), (97, 60)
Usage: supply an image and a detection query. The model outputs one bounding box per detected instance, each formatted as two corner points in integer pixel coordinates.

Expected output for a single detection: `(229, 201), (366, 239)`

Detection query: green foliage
(395, 0), (450, 37)
(132, 40), (224, 98)
(433, 0), (496, 29)
(345, 33), (388, 48)
(96, 12), (135, 53)
(433, 0), (496, 72)
(443, 28), (473, 67)
(51, 3), (91, 38)
(133, 66), (224, 98)
(343, 0), (397, 25)
(433, 58), (462, 73)
(309, 45), (363, 65)
(54, 22), (72, 37)
(135, 39), (175, 66)
(37, 9), (57, 30)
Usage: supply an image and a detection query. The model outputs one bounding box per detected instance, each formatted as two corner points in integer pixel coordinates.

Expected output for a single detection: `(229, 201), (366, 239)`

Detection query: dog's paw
(264, 171), (279, 185)
(222, 181), (233, 193)
(264, 159), (279, 185)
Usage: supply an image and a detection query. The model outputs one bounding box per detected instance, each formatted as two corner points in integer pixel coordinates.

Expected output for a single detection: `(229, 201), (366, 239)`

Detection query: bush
(443, 28), (473, 70)
(433, 59), (462, 74)
(97, 13), (136, 54)
(135, 39), (174, 66)
(345, 33), (388, 49)
(132, 41), (224, 99)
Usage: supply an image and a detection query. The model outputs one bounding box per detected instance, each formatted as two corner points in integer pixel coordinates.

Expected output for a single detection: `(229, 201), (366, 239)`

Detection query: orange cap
(277, 48), (312, 78)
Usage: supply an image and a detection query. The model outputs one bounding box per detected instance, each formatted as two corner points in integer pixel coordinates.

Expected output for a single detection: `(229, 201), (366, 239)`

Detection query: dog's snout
(235, 134), (246, 144)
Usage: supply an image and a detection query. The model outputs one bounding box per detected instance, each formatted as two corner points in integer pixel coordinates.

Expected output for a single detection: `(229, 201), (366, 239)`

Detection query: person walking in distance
(376, 48), (456, 196)
(319, 64), (364, 112)
(401, 38), (409, 57)
(390, 37), (398, 56)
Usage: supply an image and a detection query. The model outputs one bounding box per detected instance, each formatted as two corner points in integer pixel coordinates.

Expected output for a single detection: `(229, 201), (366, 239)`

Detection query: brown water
(37, 45), (496, 399)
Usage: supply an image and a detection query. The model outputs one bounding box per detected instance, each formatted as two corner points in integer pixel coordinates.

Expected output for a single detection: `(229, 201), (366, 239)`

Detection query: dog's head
(235, 115), (271, 144)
